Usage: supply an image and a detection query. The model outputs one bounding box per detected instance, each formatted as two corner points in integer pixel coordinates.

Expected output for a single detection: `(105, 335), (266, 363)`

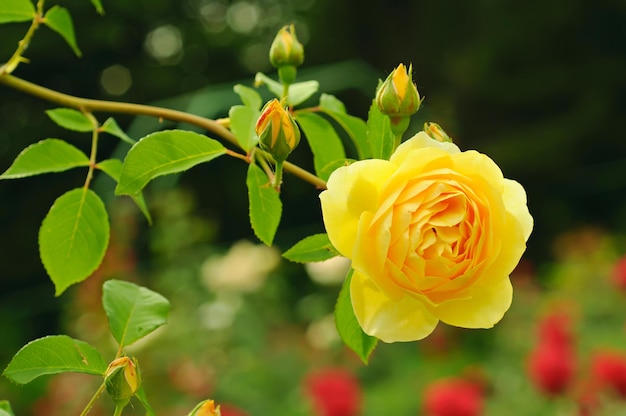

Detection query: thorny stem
(0, 73), (328, 190)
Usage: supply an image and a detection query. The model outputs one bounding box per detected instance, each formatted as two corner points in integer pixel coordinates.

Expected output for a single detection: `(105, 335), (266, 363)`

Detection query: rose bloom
(423, 378), (484, 416)
(320, 132), (533, 342)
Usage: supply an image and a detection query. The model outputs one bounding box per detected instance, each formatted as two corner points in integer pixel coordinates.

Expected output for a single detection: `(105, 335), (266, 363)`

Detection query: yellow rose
(320, 132), (533, 342)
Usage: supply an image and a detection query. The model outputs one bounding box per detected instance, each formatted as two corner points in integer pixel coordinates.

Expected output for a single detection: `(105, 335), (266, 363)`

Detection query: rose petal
(473, 210), (527, 288)
(353, 211), (405, 300)
(350, 271), (439, 342)
(502, 179), (533, 242)
(428, 277), (513, 328)
(391, 132), (461, 167)
(320, 160), (395, 257)
(451, 151), (504, 187)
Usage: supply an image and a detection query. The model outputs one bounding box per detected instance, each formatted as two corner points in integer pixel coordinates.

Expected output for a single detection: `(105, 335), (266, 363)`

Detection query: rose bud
(270, 24), (304, 68)
(424, 122), (453, 143)
(269, 24), (304, 85)
(188, 399), (222, 416)
(104, 356), (140, 402)
(256, 99), (300, 163)
(376, 63), (421, 118)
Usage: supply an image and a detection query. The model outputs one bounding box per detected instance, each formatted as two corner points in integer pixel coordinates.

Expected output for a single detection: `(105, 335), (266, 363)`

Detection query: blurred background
(1, 0), (626, 414)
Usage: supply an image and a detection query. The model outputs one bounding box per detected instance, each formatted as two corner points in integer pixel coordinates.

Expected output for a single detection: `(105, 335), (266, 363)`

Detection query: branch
(0, 73), (327, 189)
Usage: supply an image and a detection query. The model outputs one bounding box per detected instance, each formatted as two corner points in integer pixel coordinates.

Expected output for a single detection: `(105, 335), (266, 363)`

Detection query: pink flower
(304, 368), (361, 416)
(423, 378), (484, 416)
(591, 351), (626, 398)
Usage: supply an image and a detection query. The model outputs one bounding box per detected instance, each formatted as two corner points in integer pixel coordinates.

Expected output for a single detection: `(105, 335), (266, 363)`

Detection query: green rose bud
(424, 122), (453, 143)
(376, 63), (422, 118)
(255, 99), (300, 162)
(104, 356), (140, 402)
(269, 24), (304, 69)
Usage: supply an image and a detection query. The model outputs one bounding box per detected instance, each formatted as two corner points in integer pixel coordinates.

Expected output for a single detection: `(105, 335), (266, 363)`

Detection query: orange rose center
(383, 174), (487, 296)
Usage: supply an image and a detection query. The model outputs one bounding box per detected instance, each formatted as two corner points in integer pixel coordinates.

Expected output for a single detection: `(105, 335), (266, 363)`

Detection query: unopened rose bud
(256, 99), (300, 162)
(188, 399), (222, 416)
(376, 63), (422, 118)
(270, 24), (304, 69)
(269, 24), (304, 86)
(424, 122), (453, 143)
(104, 356), (140, 402)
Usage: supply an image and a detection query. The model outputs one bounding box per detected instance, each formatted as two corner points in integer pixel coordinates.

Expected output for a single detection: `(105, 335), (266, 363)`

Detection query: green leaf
(283, 233), (339, 263)
(234, 84), (262, 110)
(0, 400), (15, 416)
(319, 93), (346, 113)
(115, 130), (226, 196)
(0, 0), (35, 23)
(320, 109), (371, 160)
(39, 188), (110, 296)
(0, 138), (89, 179)
(46, 108), (92, 132)
(101, 118), (136, 145)
(246, 163), (281, 246)
(254, 73), (319, 106)
(90, 0), (104, 15)
(254, 73), (282, 96)
(287, 81), (320, 107)
(319, 94), (371, 160)
(335, 270), (378, 364)
(366, 98), (395, 160)
(229, 105), (259, 152)
(43, 6), (81, 57)
(135, 386), (156, 416)
(102, 279), (170, 349)
(97, 158), (152, 225)
(2, 335), (107, 384)
(295, 112), (346, 181)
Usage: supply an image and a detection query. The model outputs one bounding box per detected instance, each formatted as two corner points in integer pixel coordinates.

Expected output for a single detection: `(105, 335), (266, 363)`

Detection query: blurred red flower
(219, 403), (249, 416)
(527, 311), (576, 396)
(304, 368), (362, 416)
(591, 350), (626, 398)
(528, 342), (576, 395)
(537, 311), (573, 348)
(612, 255), (626, 289)
(423, 378), (484, 416)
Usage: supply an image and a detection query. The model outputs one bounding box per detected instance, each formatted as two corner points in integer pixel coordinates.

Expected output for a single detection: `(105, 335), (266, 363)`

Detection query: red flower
(219, 403), (249, 416)
(537, 311), (573, 348)
(527, 311), (576, 396)
(612, 256), (626, 290)
(528, 342), (576, 395)
(304, 368), (361, 416)
(591, 351), (626, 398)
(423, 378), (484, 416)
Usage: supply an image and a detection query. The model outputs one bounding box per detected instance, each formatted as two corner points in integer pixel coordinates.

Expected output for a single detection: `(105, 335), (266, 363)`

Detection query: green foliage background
(0, 0), (625, 413)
